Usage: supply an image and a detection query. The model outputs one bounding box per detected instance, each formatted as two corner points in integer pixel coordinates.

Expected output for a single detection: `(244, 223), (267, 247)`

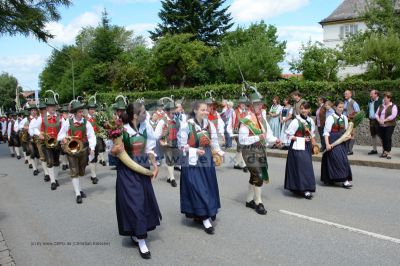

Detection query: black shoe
(17, 156), (21, 160)
(29, 164), (33, 169)
(33, 170), (39, 176)
(368, 150), (378, 155)
(342, 183), (353, 189)
(91, 177), (98, 184)
(170, 179), (177, 187)
(174, 166), (181, 172)
(80, 191), (87, 198)
(44, 175), (50, 182)
(204, 226), (215, 235)
(255, 203), (267, 215)
(347, 152), (353, 156)
(51, 182), (57, 190)
(99, 160), (103, 165)
(76, 195), (82, 204)
(55, 180), (60, 187)
(233, 165), (243, 170)
(25, 160), (28, 164)
(62, 165), (67, 171)
(243, 167), (248, 173)
(245, 200), (256, 209)
(102, 161), (106, 166)
(138, 246), (151, 259)
(11, 154), (15, 158)
(304, 192), (313, 200)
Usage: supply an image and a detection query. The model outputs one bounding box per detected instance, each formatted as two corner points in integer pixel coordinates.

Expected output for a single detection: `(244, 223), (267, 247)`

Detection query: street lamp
(45, 43), (75, 99)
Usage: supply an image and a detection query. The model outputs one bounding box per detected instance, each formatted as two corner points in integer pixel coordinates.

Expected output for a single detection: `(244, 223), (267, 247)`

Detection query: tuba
(44, 133), (57, 149)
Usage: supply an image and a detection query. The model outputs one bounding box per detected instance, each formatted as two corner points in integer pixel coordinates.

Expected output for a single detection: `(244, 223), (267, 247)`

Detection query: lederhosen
(161, 117), (181, 166)
(67, 119), (89, 177)
(10, 119), (21, 147)
(240, 113), (269, 187)
(87, 115), (105, 163)
(20, 117), (31, 156)
(42, 115), (61, 168)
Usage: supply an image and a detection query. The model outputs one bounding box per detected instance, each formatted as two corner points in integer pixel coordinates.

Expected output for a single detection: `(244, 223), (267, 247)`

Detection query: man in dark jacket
(366, 90), (381, 155)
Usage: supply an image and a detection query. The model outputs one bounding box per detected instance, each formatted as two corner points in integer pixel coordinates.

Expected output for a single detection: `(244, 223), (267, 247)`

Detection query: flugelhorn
(44, 133), (57, 149)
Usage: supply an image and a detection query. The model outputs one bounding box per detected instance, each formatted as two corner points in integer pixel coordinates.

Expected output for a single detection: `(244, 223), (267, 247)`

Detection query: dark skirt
(321, 132), (352, 183)
(115, 156), (161, 239)
(180, 146), (221, 220)
(284, 141), (316, 193)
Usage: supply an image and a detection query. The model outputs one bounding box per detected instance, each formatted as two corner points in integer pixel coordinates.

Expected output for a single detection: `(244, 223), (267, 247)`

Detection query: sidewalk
(226, 144), (400, 170)
(0, 230), (15, 266)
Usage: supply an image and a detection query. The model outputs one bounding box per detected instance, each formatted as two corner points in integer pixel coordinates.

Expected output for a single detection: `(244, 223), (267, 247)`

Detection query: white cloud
(230, 0), (310, 22)
(45, 11), (101, 45)
(0, 54), (47, 90)
(277, 25), (323, 72)
(126, 23), (157, 35)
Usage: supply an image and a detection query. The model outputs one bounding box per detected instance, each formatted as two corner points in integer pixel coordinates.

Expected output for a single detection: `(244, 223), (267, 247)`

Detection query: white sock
(41, 161), (49, 175)
(15, 148), (21, 156)
(23, 152), (27, 160)
(167, 165), (175, 180)
(202, 218), (212, 229)
(138, 239), (149, 253)
(72, 178), (81, 196)
(254, 186), (263, 205)
(48, 167), (55, 183)
(9, 147), (15, 154)
(246, 184), (255, 202)
(344, 180), (351, 186)
(32, 158), (38, 170)
(28, 157), (33, 166)
(98, 152), (104, 162)
(54, 166), (59, 181)
(90, 163), (97, 177)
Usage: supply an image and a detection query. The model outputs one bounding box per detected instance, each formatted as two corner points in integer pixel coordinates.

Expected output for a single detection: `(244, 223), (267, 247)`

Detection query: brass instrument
(44, 133), (57, 149)
(20, 129), (29, 143)
(64, 137), (83, 155)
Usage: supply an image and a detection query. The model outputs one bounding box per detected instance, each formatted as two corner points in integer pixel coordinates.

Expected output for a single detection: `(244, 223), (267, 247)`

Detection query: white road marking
(279, 209), (400, 244)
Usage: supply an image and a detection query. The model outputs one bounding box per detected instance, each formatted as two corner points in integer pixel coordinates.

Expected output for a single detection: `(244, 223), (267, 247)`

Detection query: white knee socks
(90, 163), (97, 177)
(246, 184), (255, 202)
(48, 167), (55, 183)
(72, 178), (81, 196)
(167, 166), (175, 180)
(32, 158), (38, 170)
(234, 152), (245, 167)
(254, 186), (263, 205)
(41, 161), (49, 176)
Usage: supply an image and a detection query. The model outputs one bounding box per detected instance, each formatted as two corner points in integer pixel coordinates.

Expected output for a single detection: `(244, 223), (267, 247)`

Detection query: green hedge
(97, 79), (400, 112)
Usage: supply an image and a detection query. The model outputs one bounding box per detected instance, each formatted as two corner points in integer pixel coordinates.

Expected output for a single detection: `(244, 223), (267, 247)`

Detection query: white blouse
(323, 113), (348, 137)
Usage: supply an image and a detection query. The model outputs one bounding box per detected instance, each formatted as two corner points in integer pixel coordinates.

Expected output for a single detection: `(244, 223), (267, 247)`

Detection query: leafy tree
(290, 41), (341, 81)
(152, 33), (212, 88)
(218, 22), (286, 83)
(0, 72), (23, 111)
(150, 0), (233, 46)
(0, 0), (71, 42)
(362, 0), (400, 34)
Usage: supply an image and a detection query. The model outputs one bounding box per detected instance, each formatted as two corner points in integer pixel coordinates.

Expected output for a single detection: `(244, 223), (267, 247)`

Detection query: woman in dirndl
(178, 101), (224, 234)
(321, 100), (353, 189)
(279, 97), (293, 149)
(112, 102), (161, 260)
(268, 96), (282, 146)
(284, 101), (316, 199)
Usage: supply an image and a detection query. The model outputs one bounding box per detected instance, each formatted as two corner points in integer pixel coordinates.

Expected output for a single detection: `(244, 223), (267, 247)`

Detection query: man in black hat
(26, 104), (40, 175)
(58, 100), (96, 204)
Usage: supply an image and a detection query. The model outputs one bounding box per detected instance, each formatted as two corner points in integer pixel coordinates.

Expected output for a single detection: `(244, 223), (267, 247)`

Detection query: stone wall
(314, 118), (400, 148)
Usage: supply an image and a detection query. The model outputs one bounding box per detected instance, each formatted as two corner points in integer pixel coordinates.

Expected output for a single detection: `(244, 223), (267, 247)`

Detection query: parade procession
(1, 0), (400, 265)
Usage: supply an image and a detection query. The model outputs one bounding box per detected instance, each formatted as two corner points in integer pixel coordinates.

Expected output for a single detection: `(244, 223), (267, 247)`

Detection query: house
(319, 0), (369, 79)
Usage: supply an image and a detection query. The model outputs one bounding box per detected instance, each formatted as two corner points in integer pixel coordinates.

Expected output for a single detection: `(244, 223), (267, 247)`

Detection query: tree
(152, 33), (212, 88)
(0, 0), (72, 42)
(290, 41), (341, 81)
(341, 0), (400, 80)
(218, 22), (286, 83)
(150, 0), (233, 46)
(0, 72), (22, 111)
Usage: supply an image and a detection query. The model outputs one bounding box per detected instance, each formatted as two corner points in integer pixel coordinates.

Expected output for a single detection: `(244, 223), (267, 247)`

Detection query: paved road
(0, 144), (399, 266)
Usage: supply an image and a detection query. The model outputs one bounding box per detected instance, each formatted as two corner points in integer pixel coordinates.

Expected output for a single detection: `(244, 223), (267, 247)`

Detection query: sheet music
(292, 137), (305, 150)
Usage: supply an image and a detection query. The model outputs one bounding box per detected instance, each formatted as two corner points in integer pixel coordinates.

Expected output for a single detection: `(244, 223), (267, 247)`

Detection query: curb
(0, 230), (15, 266)
(225, 148), (400, 170)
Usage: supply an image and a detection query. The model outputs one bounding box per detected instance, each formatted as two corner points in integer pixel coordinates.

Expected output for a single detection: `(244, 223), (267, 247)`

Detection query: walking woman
(321, 100), (353, 189)
(112, 102), (161, 260)
(376, 92), (398, 160)
(178, 101), (224, 234)
(284, 102), (316, 199)
(268, 96), (282, 144)
(279, 97), (293, 150)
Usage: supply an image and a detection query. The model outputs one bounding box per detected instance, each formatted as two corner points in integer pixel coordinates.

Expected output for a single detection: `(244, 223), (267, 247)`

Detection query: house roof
(320, 0), (400, 25)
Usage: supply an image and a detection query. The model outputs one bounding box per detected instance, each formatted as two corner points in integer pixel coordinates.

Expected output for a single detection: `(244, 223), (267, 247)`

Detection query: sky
(0, 0), (343, 91)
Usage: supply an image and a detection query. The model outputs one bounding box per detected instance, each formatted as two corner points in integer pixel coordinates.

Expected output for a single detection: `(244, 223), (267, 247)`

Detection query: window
(339, 24), (358, 39)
